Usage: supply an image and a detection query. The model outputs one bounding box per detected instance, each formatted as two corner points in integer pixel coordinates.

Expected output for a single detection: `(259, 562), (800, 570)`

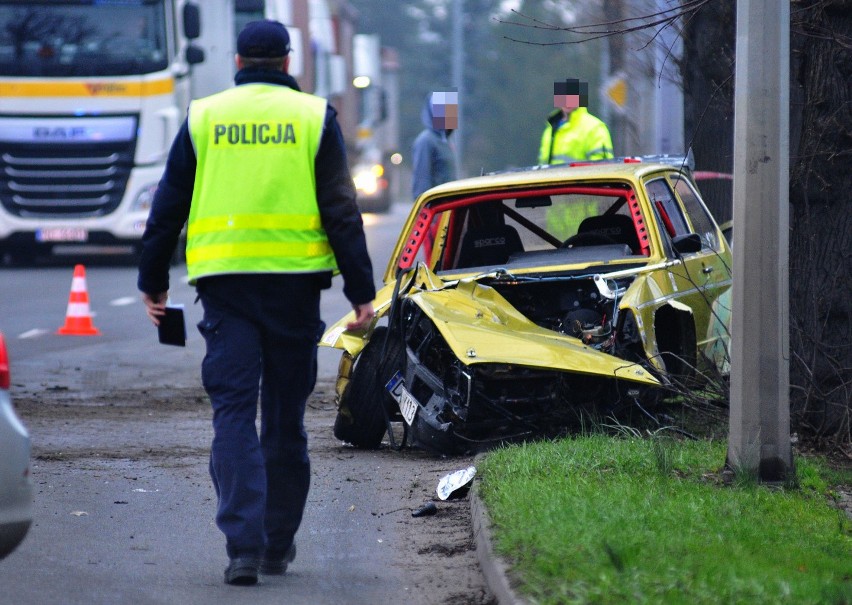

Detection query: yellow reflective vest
(538, 107), (614, 165)
(185, 83), (336, 282)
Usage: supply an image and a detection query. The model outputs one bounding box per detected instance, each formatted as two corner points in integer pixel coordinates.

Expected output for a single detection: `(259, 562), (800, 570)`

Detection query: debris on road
(411, 501), (437, 517)
(436, 466), (476, 501)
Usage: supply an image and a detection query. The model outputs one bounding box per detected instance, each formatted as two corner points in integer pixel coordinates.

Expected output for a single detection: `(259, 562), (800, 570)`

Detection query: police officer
(137, 20), (375, 586)
(539, 78), (614, 165)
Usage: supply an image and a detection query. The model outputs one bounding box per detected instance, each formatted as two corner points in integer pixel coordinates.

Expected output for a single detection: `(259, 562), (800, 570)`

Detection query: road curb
(470, 479), (526, 605)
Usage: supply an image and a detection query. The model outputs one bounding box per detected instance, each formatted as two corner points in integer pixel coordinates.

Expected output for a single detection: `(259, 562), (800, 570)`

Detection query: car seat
(573, 214), (640, 253)
(456, 224), (523, 268)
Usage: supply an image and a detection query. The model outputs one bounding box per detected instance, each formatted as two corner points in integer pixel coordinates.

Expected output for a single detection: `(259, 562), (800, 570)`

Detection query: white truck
(350, 33), (399, 214)
(0, 0), (235, 264)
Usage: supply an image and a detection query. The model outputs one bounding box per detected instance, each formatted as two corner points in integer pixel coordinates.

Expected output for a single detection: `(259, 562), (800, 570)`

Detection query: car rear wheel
(333, 327), (405, 448)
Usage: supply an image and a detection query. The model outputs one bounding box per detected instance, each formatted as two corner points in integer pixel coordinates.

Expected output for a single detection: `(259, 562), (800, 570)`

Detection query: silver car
(0, 331), (32, 559)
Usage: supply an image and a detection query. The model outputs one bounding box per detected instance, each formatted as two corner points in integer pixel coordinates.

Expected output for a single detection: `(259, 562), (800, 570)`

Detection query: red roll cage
(397, 184), (651, 270)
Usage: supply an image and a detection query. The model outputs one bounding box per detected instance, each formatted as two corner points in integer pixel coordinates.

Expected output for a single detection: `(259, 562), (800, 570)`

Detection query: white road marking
(18, 328), (50, 339)
(110, 296), (137, 307)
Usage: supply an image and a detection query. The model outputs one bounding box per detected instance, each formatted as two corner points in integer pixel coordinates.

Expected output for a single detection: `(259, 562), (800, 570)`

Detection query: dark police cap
(237, 20), (291, 58)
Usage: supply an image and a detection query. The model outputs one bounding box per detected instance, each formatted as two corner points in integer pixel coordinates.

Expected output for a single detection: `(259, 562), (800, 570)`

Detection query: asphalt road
(0, 203), (494, 605)
(0, 202), (410, 386)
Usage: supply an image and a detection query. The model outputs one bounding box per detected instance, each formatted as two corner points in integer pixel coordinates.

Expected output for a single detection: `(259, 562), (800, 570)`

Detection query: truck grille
(0, 140), (136, 218)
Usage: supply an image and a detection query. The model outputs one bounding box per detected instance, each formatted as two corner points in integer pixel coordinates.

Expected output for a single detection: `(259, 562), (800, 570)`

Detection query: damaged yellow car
(321, 156), (732, 454)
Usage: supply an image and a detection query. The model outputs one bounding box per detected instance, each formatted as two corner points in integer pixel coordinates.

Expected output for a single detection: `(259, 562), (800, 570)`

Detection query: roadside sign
(603, 75), (628, 114)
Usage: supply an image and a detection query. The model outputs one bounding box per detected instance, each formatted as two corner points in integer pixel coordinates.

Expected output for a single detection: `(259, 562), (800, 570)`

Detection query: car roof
(416, 160), (692, 204)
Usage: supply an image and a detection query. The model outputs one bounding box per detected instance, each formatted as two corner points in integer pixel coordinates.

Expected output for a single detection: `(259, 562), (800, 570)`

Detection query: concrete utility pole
(728, 0), (792, 480)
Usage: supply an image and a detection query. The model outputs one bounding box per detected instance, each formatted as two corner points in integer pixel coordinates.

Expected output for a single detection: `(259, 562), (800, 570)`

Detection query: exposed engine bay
(390, 273), (652, 454)
(483, 274), (639, 352)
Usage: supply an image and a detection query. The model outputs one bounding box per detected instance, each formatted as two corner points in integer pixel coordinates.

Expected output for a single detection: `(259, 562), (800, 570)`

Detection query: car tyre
(333, 327), (404, 448)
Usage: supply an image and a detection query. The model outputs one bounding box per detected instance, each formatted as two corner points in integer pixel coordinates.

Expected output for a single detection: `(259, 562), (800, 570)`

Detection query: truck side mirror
(183, 3), (201, 40)
(185, 45), (205, 65)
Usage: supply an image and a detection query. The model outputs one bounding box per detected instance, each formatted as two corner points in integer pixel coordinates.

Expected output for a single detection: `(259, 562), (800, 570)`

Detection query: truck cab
(0, 0), (233, 264)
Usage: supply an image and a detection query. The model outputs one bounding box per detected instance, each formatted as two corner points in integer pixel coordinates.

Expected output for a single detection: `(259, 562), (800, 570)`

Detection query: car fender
(320, 282), (397, 356)
(318, 263), (465, 356)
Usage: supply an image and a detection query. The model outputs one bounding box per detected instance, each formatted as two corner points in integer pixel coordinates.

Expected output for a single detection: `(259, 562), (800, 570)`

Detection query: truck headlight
(131, 183), (158, 212)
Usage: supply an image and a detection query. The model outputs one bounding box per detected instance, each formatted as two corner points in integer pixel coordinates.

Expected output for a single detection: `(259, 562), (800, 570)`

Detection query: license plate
(36, 228), (88, 242)
(385, 371), (419, 425)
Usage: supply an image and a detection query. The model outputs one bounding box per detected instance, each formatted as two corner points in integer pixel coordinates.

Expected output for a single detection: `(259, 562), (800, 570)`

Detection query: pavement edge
(470, 469), (526, 605)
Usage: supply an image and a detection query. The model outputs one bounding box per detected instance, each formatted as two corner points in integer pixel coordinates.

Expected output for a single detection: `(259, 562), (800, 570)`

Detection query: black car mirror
(515, 195), (552, 208)
(672, 233), (702, 254)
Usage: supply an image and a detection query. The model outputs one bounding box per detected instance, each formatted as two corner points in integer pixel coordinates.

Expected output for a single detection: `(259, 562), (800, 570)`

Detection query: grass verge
(478, 436), (852, 604)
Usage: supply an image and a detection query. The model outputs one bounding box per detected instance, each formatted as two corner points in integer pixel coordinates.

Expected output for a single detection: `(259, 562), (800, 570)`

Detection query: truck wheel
(333, 327), (404, 448)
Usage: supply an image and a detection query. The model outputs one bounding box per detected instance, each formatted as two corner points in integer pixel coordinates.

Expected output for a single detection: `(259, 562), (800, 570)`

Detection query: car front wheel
(333, 327), (404, 448)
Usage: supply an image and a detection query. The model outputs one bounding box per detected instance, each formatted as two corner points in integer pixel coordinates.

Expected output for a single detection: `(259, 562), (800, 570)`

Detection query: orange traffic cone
(57, 264), (101, 336)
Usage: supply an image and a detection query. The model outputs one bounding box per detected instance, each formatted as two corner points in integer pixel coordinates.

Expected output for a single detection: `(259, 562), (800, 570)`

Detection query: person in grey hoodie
(411, 91), (458, 259)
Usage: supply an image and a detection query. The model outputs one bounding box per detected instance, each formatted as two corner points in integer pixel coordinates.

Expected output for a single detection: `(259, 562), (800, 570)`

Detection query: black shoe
(260, 543), (296, 575)
(224, 557), (259, 586)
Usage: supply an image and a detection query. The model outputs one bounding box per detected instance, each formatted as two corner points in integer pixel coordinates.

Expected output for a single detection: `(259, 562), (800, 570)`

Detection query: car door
(644, 174), (732, 355)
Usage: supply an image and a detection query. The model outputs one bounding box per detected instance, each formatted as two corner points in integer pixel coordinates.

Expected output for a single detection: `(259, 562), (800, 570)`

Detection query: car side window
(646, 178), (690, 239)
(671, 175), (721, 251)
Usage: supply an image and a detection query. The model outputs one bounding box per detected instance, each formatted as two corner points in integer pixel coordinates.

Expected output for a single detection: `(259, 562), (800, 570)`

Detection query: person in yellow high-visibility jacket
(138, 19), (375, 588)
(538, 78), (614, 165)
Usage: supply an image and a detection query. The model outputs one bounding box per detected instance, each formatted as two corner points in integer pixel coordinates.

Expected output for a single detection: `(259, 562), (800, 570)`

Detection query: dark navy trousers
(196, 274), (325, 559)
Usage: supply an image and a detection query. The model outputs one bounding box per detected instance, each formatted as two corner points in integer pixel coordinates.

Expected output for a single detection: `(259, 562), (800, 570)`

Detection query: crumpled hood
(321, 265), (658, 387)
(408, 278), (659, 386)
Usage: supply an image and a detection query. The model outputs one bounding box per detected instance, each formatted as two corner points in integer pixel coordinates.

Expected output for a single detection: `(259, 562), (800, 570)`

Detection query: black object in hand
(157, 306), (186, 347)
